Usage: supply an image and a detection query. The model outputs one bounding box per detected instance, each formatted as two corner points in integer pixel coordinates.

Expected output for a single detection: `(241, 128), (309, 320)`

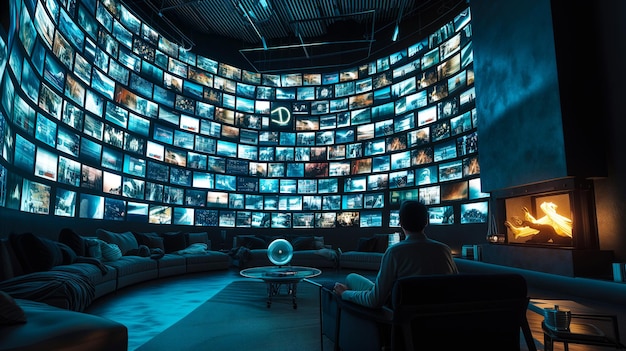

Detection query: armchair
(321, 273), (537, 351)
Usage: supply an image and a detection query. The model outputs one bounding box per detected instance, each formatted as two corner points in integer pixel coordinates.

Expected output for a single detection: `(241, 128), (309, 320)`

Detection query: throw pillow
(187, 232), (209, 246)
(313, 236), (325, 249)
(356, 235), (389, 253)
(96, 229), (139, 255)
(237, 235), (266, 249)
(127, 245), (151, 257)
(99, 240), (122, 261)
(58, 228), (86, 256)
(161, 232), (187, 253)
(0, 291), (26, 325)
(0, 240), (15, 281)
(8, 233), (63, 273)
(56, 242), (77, 265)
(134, 232), (165, 251)
(259, 235), (286, 245)
(84, 237), (102, 259)
(356, 236), (378, 252)
(292, 236), (316, 251)
(373, 234), (389, 253)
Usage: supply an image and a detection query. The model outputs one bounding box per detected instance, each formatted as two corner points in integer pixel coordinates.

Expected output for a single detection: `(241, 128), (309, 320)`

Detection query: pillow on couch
(57, 242), (77, 265)
(84, 238), (102, 259)
(356, 235), (388, 253)
(134, 232), (165, 251)
(9, 233), (64, 274)
(99, 240), (122, 261)
(292, 236), (325, 251)
(237, 235), (267, 249)
(0, 291), (26, 325)
(58, 228), (86, 256)
(187, 232), (210, 248)
(95, 229), (139, 255)
(161, 232), (187, 253)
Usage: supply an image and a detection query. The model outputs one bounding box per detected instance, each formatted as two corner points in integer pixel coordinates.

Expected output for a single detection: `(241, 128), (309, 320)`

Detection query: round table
(240, 266), (321, 309)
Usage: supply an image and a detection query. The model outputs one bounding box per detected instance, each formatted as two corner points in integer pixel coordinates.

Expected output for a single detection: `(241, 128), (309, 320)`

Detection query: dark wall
(471, 0), (567, 193)
(591, 0), (626, 262)
(471, 0), (626, 261)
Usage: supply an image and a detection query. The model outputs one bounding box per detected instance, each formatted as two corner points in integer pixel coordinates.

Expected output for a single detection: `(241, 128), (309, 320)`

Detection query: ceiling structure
(123, 0), (465, 73)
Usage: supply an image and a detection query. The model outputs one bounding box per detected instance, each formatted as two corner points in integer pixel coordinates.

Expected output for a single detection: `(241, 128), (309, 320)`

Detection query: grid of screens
(0, 0), (489, 228)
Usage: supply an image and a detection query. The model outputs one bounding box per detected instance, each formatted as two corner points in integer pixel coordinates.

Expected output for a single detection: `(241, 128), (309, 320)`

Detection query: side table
(540, 313), (624, 350)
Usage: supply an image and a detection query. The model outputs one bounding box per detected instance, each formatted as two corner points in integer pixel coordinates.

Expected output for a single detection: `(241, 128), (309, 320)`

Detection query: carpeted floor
(86, 269), (620, 351)
(136, 279), (328, 351)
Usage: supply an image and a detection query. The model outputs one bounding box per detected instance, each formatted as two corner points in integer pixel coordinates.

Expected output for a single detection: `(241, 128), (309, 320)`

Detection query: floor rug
(136, 279), (326, 351)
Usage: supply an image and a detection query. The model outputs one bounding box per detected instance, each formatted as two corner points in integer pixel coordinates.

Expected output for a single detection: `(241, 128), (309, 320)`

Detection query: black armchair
(321, 273), (537, 351)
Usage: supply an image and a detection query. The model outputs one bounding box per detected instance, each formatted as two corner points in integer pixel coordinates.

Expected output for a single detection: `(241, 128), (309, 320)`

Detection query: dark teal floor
(86, 267), (621, 351)
(86, 268), (363, 351)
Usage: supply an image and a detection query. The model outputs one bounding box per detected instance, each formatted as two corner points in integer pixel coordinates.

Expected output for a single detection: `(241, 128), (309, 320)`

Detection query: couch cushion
(99, 241), (123, 262)
(96, 229), (139, 255)
(187, 232), (209, 246)
(161, 232), (187, 253)
(258, 235), (287, 245)
(292, 236), (325, 251)
(356, 235), (388, 253)
(58, 228), (86, 256)
(0, 240), (16, 281)
(237, 235), (267, 249)
(57, 242), (77, 265)
(9, 233), (64, 274)
(134, 232), (166, 251)
(84, 238), (102, 259)
(4, 299), (127, 350)
(0, 291), (26, 325)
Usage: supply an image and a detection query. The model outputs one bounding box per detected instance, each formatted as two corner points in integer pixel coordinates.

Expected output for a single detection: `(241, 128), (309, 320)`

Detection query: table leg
(543, 333), (553, 351)
(266, 282), (283, 308)
(291, 283), (298, 309)
(263, 280), (306, 308)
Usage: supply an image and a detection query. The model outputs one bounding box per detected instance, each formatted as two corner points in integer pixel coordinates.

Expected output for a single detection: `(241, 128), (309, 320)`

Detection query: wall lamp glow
(392, 24), (399, 42)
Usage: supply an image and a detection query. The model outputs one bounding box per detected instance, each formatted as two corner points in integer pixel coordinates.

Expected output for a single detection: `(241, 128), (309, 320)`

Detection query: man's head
(399, 200), (429, 233)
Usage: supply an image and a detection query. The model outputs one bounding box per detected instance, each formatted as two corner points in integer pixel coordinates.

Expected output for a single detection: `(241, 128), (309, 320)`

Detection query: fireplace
(491, 177), (598, 250)
(482, 177), (614, 278)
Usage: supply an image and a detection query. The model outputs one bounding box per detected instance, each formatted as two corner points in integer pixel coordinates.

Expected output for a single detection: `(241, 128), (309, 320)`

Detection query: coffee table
(240, 266), (321, 309)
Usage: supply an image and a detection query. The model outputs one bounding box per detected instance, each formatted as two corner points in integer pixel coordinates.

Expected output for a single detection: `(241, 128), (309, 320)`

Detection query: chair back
(390, 273), (530, 350)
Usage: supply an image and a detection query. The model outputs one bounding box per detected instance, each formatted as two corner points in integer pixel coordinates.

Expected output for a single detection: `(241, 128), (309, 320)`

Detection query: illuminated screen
(0, 0), (482, 229)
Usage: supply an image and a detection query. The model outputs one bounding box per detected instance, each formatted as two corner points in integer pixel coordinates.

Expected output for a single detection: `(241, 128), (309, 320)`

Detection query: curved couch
(231, 235), (339, 268)
(0, 229), (231, 351)
(338, 234), (389, 270)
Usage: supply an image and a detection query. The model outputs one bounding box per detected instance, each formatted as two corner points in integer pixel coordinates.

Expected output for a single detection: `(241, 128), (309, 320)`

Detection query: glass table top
(240, 266), (322, 281)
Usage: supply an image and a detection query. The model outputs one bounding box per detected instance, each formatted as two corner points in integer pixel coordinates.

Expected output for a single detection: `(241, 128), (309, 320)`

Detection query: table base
(265, 281), (299, 309)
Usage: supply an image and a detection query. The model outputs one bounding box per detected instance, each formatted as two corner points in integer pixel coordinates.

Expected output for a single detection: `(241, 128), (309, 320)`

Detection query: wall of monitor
(0, 0), (488, 251)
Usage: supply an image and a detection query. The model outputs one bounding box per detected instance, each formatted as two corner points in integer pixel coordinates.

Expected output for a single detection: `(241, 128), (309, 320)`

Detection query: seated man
(333, 200), (458, 308)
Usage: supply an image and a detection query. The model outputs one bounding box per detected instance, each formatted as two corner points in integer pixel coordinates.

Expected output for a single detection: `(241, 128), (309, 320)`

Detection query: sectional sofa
(231, 234), (339, 268)
(0, 228), (231, 351)
(338, 234), (391, 270)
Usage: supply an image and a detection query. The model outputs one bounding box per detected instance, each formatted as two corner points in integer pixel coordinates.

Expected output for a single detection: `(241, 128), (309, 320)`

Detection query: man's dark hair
(399, 200), (429, 232)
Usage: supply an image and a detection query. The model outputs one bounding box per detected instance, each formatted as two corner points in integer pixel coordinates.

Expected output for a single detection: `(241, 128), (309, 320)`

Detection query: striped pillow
(99, 240), (122, 262)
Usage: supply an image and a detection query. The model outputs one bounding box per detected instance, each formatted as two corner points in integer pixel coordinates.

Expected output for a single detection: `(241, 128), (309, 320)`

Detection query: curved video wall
(0, 0), (487, 229)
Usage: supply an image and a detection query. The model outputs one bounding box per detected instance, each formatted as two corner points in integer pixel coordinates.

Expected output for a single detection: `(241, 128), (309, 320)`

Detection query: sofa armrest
(0, 299), (127, 351)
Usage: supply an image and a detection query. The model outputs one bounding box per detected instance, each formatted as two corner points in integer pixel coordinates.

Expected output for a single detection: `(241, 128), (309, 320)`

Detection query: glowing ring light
(267, 239), (293, 266)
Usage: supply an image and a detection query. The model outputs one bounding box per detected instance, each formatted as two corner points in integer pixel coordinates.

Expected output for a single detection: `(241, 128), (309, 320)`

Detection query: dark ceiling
(123, 0), (466, 73)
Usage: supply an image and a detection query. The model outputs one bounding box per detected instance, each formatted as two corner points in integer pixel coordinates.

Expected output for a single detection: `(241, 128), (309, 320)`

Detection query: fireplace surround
(482, 178), (614, 278)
